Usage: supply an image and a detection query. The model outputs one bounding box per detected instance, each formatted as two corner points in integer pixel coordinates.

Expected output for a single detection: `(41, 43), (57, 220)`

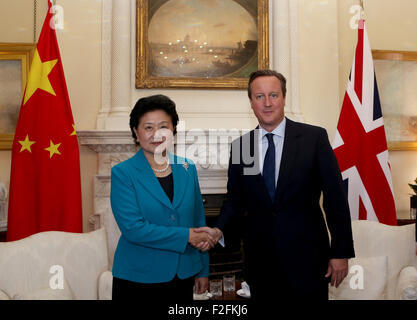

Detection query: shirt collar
(259, 117), (286, 140)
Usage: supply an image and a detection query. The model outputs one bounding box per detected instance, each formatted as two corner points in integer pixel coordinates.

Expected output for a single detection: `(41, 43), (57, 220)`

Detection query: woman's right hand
(188, 228), (215, 250)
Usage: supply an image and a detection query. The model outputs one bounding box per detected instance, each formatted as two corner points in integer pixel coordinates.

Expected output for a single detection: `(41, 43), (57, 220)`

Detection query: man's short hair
(247, 70), (287, 99)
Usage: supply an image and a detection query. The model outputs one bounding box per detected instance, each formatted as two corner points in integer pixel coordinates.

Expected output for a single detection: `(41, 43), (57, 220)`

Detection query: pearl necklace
(151, 161), (170, 173)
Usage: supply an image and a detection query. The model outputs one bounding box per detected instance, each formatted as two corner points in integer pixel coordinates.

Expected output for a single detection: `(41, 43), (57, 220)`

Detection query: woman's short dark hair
(129, 94), (179, 145)
(247, 70), (287, 99)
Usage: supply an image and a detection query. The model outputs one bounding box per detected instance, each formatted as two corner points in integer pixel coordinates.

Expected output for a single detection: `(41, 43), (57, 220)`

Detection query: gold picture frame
(0, 43), (35, 150)
(372, 50), (417, 151)
(136, 0), (269, 89)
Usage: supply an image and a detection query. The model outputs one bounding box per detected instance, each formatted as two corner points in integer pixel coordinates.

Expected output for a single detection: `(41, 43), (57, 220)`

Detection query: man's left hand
(325, 258), (349, 288)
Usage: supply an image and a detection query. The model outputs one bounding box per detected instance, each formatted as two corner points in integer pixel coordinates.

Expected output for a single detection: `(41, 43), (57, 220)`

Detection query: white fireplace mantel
(78, 130), (233, 191)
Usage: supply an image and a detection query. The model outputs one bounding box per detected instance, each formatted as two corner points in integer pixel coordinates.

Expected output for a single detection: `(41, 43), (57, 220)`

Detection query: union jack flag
(333, 19), (397, 226)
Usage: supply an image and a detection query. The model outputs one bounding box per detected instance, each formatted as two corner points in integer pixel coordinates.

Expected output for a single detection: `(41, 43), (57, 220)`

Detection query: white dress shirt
(218, 118), (286, 247)
(258, 117), (286, 187)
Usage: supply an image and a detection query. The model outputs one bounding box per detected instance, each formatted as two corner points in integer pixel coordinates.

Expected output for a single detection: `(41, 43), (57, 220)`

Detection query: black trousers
(245, 251), (329, 302)
(112, 275), (195, 301)
(249, 278), (329, 301)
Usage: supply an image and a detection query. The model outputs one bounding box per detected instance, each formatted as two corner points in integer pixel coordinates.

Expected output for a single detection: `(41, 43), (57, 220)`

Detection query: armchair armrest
(396, 266), (417, 300)
(0, 289), (10, 300)
(98, 271), (113, 300)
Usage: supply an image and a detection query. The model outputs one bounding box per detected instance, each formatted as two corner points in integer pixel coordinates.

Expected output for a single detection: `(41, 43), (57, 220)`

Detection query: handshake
(188, 227), (223, 252)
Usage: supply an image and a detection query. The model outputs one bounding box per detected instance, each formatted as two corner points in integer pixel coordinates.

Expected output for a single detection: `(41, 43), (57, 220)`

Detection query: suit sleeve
(216, 141), (245, 233)
(191, 164), (210, 278)
(317, 129), (355, 259)
(110, 164), (189, 253)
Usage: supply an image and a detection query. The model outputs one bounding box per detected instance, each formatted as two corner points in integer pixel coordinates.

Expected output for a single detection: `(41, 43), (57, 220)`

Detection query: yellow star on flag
(23, 49), (58, 105)
(45, 140), (62, 158)
(18, 134), (36, 153)
(70, 124), (77, 136)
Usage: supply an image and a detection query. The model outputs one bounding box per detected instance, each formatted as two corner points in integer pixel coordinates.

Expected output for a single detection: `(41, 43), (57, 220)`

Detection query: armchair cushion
(396, 266), (417, 300)
(329, 255), (388, 300)
(12, 279), (74, 300)
(351, 221), (416, 299)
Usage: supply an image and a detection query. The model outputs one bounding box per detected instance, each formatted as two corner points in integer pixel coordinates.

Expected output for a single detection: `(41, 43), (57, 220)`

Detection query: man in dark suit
(197, 70), (355, 301)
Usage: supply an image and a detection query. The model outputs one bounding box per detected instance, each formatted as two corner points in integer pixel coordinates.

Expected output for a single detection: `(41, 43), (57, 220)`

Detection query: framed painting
(136, 0), (269, 89)
(0, 43), (35, 150)
(372, 50), (417, 151)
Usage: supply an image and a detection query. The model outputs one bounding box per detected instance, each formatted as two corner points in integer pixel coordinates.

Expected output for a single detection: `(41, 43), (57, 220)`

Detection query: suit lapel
(275, 118), (299, 204)
(131, 149), (174, 209)
(170, 154), (189, 209)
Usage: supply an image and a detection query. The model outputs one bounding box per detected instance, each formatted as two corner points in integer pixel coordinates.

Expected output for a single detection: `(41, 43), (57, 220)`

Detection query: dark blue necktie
(263, 133), (276, 201)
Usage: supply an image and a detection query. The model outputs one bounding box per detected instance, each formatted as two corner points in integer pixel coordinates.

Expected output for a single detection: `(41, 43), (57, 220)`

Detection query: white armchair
(0, 228), (112, 300)
(330, 220), (417, 300)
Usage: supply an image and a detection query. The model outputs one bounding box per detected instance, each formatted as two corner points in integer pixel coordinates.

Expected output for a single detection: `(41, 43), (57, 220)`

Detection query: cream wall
(1, 0), (416, 232)
(54, 0), (102, 231)
(298, 0), (340, 135)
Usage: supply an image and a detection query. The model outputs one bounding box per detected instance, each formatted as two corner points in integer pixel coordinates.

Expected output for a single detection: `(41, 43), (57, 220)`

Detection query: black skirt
(112, 275), (195, 301)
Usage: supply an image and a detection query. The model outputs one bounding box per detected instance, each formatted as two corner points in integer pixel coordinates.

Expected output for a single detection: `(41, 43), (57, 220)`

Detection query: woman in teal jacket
(110, 94), (212, 300)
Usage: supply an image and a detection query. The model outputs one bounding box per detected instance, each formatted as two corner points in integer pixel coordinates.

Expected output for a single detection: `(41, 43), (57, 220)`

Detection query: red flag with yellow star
(7, 1), (82, 241)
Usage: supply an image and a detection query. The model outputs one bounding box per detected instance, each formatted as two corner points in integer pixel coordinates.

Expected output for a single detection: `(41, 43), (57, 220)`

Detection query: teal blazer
(110, 149), (209, 283)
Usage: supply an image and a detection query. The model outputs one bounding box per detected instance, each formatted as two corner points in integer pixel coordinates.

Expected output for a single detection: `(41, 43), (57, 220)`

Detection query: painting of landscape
(147, 0), (258, 78)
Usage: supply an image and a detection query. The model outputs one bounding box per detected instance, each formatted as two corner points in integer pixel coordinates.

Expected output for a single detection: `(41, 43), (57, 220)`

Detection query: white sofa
(330, 220), (417, 300)
(0, 228), (113, 300)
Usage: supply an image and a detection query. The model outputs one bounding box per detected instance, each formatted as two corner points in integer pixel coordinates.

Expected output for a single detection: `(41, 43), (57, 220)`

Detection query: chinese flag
(7, 1), (82, 241)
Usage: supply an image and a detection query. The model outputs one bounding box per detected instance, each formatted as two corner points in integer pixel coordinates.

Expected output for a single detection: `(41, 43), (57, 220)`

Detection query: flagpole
(356, 0), (365, 24)
(359, 0), (365, 18)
